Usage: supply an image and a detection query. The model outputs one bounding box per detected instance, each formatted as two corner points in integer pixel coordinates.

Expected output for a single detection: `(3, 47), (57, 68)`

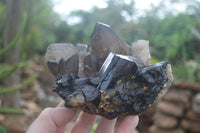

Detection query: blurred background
(0, 0), (200, 133)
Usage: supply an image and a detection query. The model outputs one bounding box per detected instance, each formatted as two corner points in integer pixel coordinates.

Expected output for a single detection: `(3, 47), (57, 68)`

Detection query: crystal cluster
(45, 22), (173, 119)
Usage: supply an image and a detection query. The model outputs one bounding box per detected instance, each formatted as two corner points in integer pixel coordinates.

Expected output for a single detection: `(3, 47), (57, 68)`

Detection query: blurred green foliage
(0, 13), (26, 57)
(0, 0), (200, 82)
(20, 0), (60, 59)
(0, 126), (8, 133)
(0, 11), (37, 113)
(0, 3), (5, 51)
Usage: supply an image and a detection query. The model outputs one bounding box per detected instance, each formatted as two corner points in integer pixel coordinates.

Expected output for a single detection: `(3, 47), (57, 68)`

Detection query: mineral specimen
(52, 52), (169, 119)
(46, 22), (173, 119)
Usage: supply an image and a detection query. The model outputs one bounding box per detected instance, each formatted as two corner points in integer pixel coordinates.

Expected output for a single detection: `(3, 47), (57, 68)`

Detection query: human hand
(27, 101), (139, 133)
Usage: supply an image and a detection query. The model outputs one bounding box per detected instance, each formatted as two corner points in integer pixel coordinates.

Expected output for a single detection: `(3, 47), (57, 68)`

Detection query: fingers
(95, 117), (117, 133)
(27, 107), (77, 133)
(114, 115), (139, 133)
(71, 112), (97, 133)
(42, 107), (77, 128)
(28, 99), (139, 133)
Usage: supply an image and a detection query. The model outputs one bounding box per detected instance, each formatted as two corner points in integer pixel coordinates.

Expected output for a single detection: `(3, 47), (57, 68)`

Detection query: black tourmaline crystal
(52, 52), (169, 119)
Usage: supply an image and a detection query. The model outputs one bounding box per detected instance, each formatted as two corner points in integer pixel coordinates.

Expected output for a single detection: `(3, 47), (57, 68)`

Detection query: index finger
(115, 115), (139, 133)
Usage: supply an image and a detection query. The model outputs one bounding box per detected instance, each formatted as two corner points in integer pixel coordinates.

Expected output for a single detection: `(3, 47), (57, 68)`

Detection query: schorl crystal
(52, 52), (169, 119)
